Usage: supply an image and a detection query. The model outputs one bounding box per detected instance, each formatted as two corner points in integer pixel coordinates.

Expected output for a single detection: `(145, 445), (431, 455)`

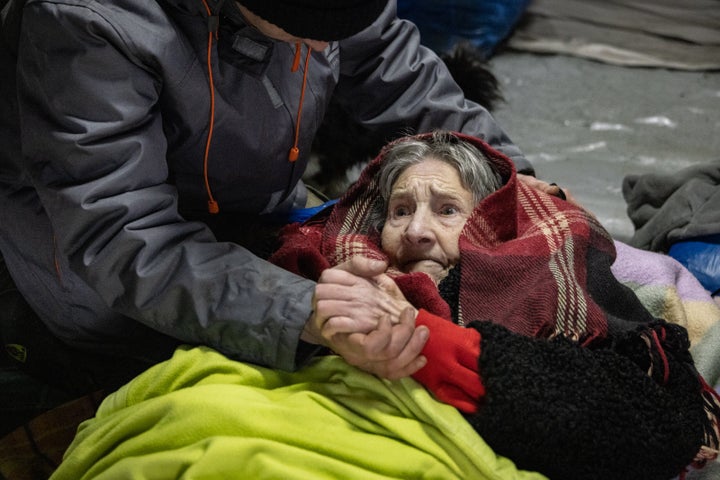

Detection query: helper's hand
(328, 306), (428, 380)
(301, 256), (428, 379)
(307, 256), (414, 337)
(517, 173), (579, 205)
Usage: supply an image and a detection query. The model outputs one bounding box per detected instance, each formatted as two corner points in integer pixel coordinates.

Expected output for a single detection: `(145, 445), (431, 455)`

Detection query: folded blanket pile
(612, 240), (720, 348)
(622, 161), (720, 298)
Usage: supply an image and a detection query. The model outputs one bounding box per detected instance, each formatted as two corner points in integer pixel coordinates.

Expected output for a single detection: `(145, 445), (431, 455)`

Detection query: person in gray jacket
(0, 0), (548, 401)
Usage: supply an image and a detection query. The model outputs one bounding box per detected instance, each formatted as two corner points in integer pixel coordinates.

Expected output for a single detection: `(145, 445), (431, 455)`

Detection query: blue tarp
(397, 0), (531, 55)
(669, 234), (720, 296)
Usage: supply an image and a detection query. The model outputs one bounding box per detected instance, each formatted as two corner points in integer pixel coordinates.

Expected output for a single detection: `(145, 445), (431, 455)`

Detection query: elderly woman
(370, 130), (502, 285)
(272, 131), (719, 480)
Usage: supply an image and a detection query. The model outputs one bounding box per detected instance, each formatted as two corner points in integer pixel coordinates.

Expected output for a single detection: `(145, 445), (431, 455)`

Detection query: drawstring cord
(198, 3), (309, 212)
(200, 0), (221, 214)
(291, 41), (302, 72)
(288, 42), (311, 162)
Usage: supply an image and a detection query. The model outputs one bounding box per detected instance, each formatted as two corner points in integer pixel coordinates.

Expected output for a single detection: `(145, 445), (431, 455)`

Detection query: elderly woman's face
(380, 158), (475, 283)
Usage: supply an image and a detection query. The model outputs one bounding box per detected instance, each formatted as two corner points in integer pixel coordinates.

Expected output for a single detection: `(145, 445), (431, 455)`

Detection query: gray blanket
(622, 161), (720, 252)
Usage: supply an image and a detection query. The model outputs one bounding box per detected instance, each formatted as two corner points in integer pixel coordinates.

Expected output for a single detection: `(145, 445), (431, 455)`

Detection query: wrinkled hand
(517, 173), (579, 205)
(308, 256), (414, 337)
(301, 256), (428, 379)
(330, 307), (429, 380)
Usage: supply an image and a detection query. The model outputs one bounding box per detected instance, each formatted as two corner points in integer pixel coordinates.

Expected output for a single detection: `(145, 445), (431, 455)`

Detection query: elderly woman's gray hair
(369, 131), (502, 231)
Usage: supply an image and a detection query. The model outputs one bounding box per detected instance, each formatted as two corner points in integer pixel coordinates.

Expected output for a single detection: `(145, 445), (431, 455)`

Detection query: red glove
(412, 309), (485, 413)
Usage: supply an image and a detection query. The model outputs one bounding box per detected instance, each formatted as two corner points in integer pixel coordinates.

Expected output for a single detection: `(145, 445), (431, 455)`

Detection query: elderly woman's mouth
(401, 259), (448, 278)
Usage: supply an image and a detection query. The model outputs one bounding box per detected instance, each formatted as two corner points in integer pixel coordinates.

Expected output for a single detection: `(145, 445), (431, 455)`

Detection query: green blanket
(51, 347), (545, 480)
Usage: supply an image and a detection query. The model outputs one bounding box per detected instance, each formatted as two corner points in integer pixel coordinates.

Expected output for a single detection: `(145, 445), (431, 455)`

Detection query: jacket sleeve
(16, 2), (315, 371)
(336, 1), (534, 175)
(465, 320), (707, 480)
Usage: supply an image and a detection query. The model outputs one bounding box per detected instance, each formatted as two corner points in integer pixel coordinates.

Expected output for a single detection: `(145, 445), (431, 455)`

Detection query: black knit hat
(239, 0), (389, 41)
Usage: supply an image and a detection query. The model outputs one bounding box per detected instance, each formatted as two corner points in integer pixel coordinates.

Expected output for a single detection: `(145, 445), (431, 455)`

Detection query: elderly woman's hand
(301, 256), (429, 379)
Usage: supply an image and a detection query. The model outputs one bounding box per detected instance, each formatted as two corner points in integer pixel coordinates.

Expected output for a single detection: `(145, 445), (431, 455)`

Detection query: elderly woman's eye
(440, 205), (459, 215)
(393, 206), (411, 217)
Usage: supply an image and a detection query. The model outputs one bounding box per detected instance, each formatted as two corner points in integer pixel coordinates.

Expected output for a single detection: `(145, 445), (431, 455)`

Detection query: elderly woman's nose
(404, 212), (435, 243)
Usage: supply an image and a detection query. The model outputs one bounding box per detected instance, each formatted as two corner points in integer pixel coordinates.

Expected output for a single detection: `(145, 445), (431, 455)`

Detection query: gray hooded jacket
(0, 0), (530, 370)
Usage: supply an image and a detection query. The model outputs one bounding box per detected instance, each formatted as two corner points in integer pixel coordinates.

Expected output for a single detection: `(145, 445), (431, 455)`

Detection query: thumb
(336, 255), (388, 278)
(374, 273), (409, 302)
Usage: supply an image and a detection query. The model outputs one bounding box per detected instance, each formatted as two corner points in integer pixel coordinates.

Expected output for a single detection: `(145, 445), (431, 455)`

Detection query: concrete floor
(490, 51), (720, 241)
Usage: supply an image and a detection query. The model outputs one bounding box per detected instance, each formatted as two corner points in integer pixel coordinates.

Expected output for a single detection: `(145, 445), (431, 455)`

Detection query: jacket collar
(218, 2), (275, 65)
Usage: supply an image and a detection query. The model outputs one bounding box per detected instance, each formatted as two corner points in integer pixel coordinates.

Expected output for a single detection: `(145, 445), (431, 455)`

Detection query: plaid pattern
(458, 179), (614, 342)
(275, 132), (623, 344)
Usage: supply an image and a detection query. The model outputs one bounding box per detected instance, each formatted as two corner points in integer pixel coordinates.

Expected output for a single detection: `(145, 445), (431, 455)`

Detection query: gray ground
(489, 51), (720, 241)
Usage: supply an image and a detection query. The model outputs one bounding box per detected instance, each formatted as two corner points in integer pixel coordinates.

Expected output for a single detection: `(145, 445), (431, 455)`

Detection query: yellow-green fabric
(51, 346), (545, 480)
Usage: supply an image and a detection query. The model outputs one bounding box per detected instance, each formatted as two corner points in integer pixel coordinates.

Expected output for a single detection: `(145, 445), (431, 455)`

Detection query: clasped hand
(302, 256), (429, 379)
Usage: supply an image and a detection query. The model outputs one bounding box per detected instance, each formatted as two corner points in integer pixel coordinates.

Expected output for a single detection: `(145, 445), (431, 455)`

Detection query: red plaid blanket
(273, 132), (642, 344)
(273, 131), (720, 468)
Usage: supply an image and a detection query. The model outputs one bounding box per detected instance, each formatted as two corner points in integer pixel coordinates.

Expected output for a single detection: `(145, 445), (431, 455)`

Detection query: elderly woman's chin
(401, 259), (450, 284)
